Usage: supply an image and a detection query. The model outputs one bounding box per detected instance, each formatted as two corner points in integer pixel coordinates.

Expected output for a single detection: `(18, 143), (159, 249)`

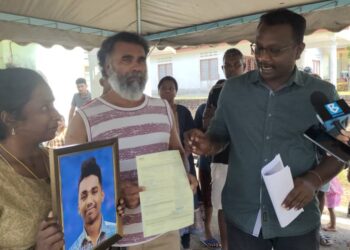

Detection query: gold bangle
(308, 170), (323, 186)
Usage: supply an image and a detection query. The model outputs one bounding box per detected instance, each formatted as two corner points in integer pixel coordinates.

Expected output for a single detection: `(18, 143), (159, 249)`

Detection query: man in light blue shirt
(70, 157), (116, 250)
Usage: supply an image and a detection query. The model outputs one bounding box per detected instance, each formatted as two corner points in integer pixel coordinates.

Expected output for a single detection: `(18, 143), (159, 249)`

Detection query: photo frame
(49, 138), (122, 250)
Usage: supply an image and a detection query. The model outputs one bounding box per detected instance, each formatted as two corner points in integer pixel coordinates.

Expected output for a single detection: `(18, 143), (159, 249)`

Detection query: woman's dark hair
(158, 76), (178, 92)
(216, 79), (226, 85)
(0, 68), (46, 140)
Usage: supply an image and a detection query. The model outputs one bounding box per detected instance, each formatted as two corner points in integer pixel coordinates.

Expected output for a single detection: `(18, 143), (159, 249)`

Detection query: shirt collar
(250, 66), (305, 89)
(81, 217), (108, 246)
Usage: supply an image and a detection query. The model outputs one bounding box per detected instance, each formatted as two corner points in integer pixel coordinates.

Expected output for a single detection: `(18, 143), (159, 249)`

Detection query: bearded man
(65, 32), (197, 250)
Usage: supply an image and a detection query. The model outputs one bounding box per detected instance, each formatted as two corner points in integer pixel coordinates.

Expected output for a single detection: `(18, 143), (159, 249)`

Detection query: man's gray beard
(108, 70), (147, 101)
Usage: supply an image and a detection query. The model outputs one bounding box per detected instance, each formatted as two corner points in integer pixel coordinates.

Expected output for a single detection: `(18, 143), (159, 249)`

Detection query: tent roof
(0, 0), (350, 50)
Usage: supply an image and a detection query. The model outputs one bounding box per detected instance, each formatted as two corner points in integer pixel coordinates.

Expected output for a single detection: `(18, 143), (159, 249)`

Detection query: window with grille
(312, 60), (320, 75)
(200, 58), (219, 81)
(158, 63), (173, 80)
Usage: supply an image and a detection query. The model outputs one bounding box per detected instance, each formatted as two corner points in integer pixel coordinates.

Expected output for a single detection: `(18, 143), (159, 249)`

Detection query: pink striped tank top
(78, 95), (173, 246)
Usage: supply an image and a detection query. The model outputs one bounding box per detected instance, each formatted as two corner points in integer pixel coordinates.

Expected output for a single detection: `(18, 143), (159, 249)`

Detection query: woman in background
(0, 67), (63, 249)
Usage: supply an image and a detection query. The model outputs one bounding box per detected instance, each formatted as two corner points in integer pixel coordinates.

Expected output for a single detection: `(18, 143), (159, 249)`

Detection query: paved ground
(188, 206), (350, 250)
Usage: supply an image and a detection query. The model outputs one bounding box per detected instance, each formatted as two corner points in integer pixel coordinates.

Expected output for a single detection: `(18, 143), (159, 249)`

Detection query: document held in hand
(261, 154), (304, 228)
(136, 150), (194, 237)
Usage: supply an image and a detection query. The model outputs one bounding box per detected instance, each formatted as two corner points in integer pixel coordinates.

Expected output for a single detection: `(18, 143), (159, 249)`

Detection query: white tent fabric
(0, 0), (349, 50)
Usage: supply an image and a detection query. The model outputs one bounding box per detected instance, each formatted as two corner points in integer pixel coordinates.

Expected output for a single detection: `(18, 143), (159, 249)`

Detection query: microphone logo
(325, 102), (344, 118)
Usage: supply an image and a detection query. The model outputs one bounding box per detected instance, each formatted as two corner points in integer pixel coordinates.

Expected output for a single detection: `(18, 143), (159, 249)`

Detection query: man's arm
(283, 156), (344, 210)
(202, 86), (216, 130)
(168, 111), (198, 192)
(202, 105), (216, 131)
(68, 105), (76, 125)
(184, 128), (227, 157)
(168, 110), (191, 168)
(65, 112), (88, 145)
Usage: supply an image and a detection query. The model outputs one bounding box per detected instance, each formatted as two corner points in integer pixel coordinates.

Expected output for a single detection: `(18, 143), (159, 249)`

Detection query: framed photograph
(49, 138), (122, 250)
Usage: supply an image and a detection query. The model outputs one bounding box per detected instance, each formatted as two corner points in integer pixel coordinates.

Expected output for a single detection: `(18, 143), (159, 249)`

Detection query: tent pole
(136, 0), (141, 34)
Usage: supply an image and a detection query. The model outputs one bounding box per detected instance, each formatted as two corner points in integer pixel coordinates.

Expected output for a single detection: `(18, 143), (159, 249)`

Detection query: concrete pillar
(330, 36), (337, 87)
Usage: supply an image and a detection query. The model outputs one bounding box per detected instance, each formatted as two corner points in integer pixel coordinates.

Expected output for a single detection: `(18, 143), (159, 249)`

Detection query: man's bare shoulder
(65, 112), (88, 145)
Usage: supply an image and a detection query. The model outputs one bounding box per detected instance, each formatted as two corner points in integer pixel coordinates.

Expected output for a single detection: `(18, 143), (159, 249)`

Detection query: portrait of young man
(70, 157), (116, 250)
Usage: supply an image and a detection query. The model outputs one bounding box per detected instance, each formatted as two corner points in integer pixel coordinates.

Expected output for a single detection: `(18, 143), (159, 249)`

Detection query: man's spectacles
(250, 43), (295, 57)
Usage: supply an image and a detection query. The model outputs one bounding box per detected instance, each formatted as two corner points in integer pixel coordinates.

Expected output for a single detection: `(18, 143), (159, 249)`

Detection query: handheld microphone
(310, 91), (350, 134)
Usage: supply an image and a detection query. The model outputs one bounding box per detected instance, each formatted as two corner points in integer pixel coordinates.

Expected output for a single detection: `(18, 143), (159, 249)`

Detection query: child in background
(323, 177), (343, 232)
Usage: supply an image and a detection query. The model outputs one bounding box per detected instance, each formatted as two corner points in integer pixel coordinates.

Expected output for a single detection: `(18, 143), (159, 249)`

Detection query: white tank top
(78, 95), (173, 246)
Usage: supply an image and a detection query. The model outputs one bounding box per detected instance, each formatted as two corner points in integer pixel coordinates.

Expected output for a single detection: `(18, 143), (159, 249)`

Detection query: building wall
(149, 42), (252, 97)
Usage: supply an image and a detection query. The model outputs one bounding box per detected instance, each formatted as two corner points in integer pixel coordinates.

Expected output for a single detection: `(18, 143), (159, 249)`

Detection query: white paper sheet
(261, 154), (303, 228)
(136, 150), (193, 237)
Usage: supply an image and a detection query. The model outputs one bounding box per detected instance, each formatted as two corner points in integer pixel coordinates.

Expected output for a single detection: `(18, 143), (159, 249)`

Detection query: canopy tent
(0, 0), (350, 50)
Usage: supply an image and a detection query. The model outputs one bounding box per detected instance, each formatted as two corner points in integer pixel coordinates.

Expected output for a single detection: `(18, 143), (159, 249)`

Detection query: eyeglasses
(250, 43), (295, 57)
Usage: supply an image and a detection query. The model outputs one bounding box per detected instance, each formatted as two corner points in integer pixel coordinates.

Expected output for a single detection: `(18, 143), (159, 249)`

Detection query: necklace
(0, 143), (45, 180)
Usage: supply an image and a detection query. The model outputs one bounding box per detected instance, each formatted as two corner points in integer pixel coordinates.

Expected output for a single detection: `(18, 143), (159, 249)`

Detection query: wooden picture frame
(49, 138), (122, 250)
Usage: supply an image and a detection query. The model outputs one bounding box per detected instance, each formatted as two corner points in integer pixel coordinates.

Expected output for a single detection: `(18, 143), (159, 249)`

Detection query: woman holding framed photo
(0, 67), (64, 249)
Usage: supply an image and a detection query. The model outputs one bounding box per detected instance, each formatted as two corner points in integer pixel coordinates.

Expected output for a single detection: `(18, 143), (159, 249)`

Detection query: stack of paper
(261, 154), (303, 228)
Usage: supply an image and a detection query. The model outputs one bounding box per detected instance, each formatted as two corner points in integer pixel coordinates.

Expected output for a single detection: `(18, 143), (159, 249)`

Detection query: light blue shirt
(69, 217), (116, 250)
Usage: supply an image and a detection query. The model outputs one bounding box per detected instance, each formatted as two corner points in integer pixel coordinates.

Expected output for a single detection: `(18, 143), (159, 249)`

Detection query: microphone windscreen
(310, 91), (329, 114)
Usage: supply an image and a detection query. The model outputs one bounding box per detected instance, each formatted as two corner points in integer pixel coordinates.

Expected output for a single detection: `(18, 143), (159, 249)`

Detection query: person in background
(69, 78), (91, 123)
(348, 168), (350, 218)
(158, 75), (199, 250)
(0, 67), (63, 249)
(194, 103), (214, 248)
(323, 176), (343, 232)
(185, 9), (346, 250)
(46, 115), (66, 148)
(202, 48), (246, 250)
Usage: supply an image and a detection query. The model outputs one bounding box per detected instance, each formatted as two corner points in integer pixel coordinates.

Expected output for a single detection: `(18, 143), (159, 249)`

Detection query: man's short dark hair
(258, 8), (306, 44)
(76, 78), (86, 85)
(97, 32), (150, 77)
(223, 48), (243, 61)
(79, 157), (103, 187)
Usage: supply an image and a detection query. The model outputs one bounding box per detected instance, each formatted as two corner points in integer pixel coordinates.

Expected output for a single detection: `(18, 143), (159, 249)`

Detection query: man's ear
(104, 56), (113, 77)
(295, 42), (305, 60)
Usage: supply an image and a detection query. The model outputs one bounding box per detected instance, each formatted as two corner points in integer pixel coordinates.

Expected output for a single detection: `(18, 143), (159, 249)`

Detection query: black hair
(97, 32), (150, 77)
(223, 48), (243, 61)
(158, 76), (178, 92)
(258, 8), (306, 44)
(78, 157), (103, 187)
(75, 78), (86, 84)
(216, 79), (226, 85)
(0, 68), (46, 140)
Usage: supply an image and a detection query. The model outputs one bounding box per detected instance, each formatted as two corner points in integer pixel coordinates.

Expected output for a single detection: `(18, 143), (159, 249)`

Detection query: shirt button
(268, 113), (272, 117)
(264, 158), (268, 162)
(266, 136), (270, 140)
